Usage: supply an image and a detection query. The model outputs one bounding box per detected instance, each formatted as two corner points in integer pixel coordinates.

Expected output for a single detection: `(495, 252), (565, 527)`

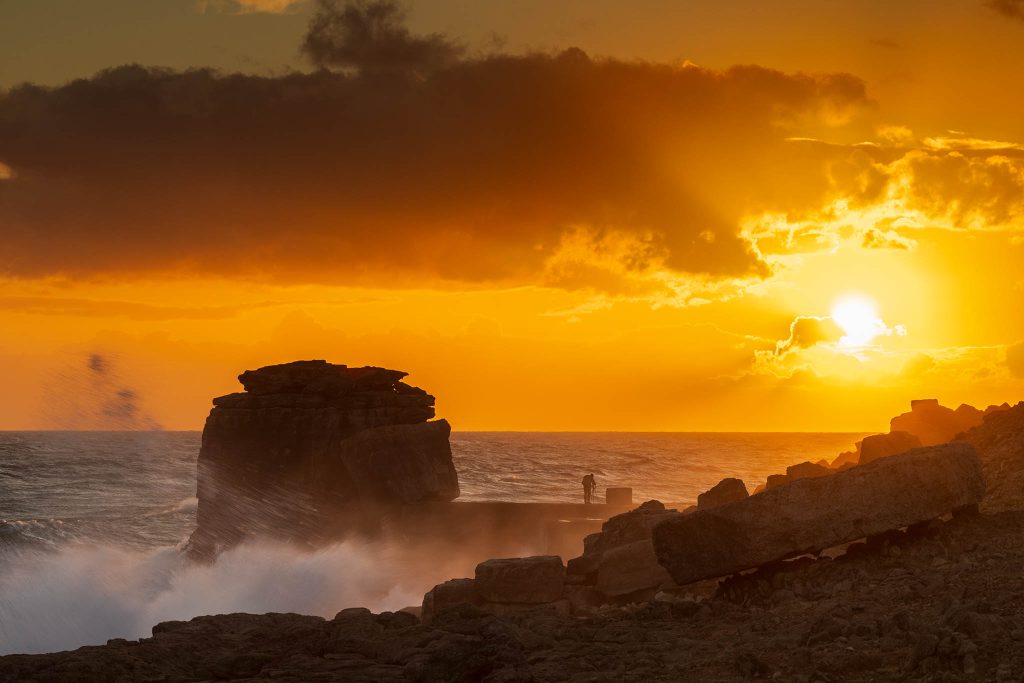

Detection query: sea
(0, 431), (864, 655)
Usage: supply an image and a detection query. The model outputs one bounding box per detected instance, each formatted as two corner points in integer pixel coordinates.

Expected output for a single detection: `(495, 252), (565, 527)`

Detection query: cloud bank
(0, 0), (872, 293)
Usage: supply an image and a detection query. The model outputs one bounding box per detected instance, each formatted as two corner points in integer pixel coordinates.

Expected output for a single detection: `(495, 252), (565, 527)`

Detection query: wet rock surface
(653, 443), (985, 586)
(6, 512), (1024, 682)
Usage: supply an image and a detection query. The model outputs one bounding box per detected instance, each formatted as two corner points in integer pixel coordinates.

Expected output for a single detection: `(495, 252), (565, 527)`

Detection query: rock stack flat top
(188, 360), (456, 556)
(210, 360), (436, 426)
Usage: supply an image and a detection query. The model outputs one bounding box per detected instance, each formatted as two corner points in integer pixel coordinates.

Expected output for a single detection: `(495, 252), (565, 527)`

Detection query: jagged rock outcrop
(762, 460), (833, 491)
(422, 578), (480, 624)
(565, 500), (678, 600)
(958, 402), (1024, 512)
(829, 448), (859, 469)
(187, 360), (459, 557)
(421, 556), (569, 623)
(697, 478), (748, 510)
(891, 399), (984, 446)
(653, 443), (985, 586)
(786, 461), (830, 481)
(858, 430), (922, 464)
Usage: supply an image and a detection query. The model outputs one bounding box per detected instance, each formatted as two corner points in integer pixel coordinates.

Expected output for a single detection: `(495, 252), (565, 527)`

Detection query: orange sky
(1, 0), (1023, 431)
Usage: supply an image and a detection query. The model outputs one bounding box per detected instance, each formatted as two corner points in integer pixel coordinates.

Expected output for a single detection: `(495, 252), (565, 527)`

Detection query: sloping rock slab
(653, 443), (985, 586)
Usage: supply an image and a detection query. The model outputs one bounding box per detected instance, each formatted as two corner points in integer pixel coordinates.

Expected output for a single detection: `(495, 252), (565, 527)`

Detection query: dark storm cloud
(987, 0), (1024, 21)
(302, 0), (463, 71)
(0, 1), (872, 289)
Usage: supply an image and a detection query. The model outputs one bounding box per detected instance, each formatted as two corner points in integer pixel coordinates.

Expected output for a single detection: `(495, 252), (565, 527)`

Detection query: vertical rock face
(187, 360), (459, 557)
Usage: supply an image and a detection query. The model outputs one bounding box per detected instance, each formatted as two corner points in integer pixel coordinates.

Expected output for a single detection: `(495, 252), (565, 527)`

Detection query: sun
(831, 295), (887, 349)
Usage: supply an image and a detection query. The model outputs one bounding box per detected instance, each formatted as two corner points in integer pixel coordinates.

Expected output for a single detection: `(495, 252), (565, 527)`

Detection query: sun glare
(831, 295), (887, 349)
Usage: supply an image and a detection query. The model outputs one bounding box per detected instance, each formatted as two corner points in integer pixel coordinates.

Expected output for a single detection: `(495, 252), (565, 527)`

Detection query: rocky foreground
(3, 510), (1024, 682)
(4, 394), (1023, 682)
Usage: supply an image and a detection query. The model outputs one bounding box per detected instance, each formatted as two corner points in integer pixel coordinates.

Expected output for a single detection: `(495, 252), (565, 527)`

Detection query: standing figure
(582, 473), (596, 504)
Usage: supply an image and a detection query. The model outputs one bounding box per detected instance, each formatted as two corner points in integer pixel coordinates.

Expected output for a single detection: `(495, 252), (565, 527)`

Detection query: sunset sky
(2, 0), (1023, 431)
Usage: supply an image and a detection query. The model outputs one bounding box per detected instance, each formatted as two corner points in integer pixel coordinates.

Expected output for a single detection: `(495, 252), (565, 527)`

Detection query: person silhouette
(582, 473), (596, 504)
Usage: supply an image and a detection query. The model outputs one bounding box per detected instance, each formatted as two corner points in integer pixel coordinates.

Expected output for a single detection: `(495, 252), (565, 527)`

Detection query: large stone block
(422, 578), (479, 624)
(475, 556), (565, 604)
(653, 443), (985, 586)
(595, 540), (673, 597)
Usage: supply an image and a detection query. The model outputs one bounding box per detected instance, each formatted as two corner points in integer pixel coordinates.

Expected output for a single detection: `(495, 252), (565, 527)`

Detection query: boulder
(580, 500), (678, 557)
(786, 461), (831, 481)
(697, 478), (749, 510)
(475, 556), (565, 604)
(422, 578), (480, 624)
(565, 501), (681, 603)
(595, 540), (674, 597)
(653, 443), (985, 586)
(859, 431), (922, 465)
(830, 449), (860, 469)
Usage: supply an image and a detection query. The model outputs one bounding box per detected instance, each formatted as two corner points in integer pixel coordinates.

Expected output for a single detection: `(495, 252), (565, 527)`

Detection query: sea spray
(0, 430), (870, 654)
(0, 540), (426, 656)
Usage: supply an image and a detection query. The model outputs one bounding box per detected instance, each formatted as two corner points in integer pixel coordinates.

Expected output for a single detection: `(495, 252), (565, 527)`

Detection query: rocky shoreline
(4, 509), (1024, 681)
(3, 361), (1023, 682)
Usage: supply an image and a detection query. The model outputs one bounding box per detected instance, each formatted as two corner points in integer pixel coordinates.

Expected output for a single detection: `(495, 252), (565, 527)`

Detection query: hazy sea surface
(0, 430), (864, 655)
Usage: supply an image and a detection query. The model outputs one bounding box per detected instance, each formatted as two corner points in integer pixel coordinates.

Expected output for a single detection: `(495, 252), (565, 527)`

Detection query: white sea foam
(0, 540), (423, 656)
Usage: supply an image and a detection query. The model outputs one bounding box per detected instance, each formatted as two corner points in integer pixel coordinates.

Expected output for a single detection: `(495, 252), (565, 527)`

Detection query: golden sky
(1, 0), (1023, 431)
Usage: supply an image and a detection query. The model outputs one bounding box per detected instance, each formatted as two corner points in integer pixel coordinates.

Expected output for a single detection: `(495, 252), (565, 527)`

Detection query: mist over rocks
(187, 360), (458, 558)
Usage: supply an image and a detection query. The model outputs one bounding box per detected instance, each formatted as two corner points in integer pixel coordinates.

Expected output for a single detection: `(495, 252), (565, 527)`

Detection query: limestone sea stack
(186, 360), (459, 558)
(653, 442), (985, 586)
